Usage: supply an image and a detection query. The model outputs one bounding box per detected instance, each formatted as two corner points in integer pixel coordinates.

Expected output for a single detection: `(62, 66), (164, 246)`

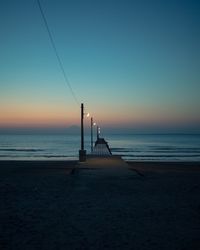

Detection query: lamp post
(79, 103), (87, 162)
(81, 103), (84, 151)
(91, 117), (93, 153)
(97, 125), (100, 140)
(91, 117), (96, 153)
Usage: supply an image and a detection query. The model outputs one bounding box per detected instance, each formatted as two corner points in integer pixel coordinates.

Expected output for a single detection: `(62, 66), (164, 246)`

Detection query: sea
(0, 133), (200, 162)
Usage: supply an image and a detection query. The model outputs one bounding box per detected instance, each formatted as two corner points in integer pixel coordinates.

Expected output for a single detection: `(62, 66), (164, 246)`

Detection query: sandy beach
(0, 160), (200, 250)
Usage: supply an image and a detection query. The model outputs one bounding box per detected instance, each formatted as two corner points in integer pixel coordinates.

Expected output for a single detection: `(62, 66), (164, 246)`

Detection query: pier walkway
(77, 156), (137, 179)
(78, 156), (130, 169)
(77, 136), (135, 176)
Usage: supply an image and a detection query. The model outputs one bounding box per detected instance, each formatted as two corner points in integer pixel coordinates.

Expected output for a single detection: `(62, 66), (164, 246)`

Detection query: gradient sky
(0, 0), (200, 130)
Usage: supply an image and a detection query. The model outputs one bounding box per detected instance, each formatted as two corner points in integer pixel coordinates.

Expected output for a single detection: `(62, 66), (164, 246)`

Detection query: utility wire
(36, 0), (80, 106)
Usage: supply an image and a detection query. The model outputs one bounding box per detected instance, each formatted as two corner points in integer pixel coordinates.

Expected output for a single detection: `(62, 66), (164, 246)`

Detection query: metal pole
(91, 117), (93, 153)
(79, 103), (86, 161)
(81, 103), (84, 150)
(97, 125), (99, 140)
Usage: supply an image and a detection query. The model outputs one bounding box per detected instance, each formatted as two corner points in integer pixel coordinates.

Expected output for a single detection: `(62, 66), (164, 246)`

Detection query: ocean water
(0, 133), (200, 162)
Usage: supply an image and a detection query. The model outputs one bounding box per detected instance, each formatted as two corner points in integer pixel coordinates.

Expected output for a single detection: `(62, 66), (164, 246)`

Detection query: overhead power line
(36, 0), (80, 106)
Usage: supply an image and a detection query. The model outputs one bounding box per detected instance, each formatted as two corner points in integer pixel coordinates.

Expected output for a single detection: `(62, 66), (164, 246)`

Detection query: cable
(36, 0), (80, 106)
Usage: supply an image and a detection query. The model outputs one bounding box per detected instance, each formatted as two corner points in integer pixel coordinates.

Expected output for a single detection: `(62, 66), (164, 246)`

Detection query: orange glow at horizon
(89, 104), (200, 128)
(0, 103), (80, 127)
(0, 102), (199, 129)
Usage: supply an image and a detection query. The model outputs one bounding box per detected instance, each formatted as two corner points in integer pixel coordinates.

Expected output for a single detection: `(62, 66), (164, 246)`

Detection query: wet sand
(0, 160), (200, 250)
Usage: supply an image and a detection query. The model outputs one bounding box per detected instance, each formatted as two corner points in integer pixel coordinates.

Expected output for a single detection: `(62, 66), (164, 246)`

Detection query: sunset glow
(0, 0), (200, 131)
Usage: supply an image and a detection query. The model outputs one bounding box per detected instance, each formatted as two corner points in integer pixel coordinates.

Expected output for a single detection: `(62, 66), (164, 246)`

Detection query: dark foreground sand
(0, 160), (200, 250)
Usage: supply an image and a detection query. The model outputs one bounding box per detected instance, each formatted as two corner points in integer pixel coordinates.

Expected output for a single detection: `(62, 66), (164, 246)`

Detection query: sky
(0, 0), (200, 131)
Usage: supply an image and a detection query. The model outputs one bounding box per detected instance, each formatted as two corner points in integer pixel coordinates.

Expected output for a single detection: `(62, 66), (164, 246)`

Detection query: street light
(97, 125), (100, 140)
(91, 117), (96, 153)
(79, 103), (90, 162)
